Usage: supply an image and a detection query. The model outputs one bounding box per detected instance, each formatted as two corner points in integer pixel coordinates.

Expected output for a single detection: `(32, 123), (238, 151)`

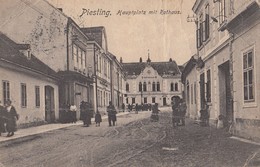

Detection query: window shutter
(205, 14), (210, 40)
(202, 21), (206, 42)
(196, 28), (201, 48)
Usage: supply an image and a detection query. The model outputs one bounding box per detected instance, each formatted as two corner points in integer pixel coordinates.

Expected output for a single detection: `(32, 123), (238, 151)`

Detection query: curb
(0, 112), (130, 143)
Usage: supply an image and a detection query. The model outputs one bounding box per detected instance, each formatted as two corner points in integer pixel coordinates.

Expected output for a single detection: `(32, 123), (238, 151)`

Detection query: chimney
(120, 57), (123, 63)
(169, 58), (172, 62)
(139, 57), (142, 63)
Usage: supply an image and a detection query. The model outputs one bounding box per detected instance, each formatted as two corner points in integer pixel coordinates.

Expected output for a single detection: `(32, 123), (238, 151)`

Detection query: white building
(123, 57), (183, 107)
(0, 32), (59, 125)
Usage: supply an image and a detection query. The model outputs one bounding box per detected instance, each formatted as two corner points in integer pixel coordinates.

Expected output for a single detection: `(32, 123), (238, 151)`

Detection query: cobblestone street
(0, 110), (259, 167)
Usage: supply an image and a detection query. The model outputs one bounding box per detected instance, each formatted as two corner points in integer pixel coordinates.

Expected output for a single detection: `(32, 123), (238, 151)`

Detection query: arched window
(170, 83), (174, 91)
(175, 83), (178, 91)
(157, 82), (160, 91)
(126, 83), (129, 92)
(143, 82), (147, 92)
(139, 82), (142, 92)
(152, 82), (156, 91)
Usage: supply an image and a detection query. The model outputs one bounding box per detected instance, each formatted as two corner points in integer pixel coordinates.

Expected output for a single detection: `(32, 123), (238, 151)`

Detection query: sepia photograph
(0, 0), (260, 166)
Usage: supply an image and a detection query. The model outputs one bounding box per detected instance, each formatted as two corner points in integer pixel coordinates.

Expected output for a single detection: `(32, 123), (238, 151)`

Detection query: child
(95, 111), (102, 127)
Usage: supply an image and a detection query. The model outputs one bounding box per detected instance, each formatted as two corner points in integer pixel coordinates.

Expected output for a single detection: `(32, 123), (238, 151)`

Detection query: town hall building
(122, 56), (183, 107)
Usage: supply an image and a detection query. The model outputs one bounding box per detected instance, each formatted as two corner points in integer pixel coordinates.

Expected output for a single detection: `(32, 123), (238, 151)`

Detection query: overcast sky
(47, 0), (196, 65)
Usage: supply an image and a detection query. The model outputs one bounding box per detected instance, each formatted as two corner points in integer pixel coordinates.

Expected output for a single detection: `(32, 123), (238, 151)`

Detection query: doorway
(218, 61), (233, 126)
(45, 86), (55, 123)
(163, 97), (167, 106)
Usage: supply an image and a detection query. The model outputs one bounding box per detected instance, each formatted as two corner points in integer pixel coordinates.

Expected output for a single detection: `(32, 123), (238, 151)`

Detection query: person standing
(107, 101), (117, 126)
(122, 103), (125, 112)
(172, 97), (180, 127)
(5, 100), (19, 137)
(179, 99), (187, 126)
(95, 111), (102, 127)
(0, 101), (7, 136)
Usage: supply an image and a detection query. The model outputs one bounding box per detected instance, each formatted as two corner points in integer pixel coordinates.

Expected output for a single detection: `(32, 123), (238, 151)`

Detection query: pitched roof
(122, 60), (181, 76)
(0, 32), (59, 79)
(80, 26), (104, 47)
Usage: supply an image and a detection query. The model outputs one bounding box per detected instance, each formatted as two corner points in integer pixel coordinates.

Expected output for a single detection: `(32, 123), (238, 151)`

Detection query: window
(194, 82), (197, 104)
(219, 0), (226, 25)
(157, 82), (160, 91)
(152, 97), (156, 103)
(126, 97), (128, 104)
(170, 83), (174, 91)
(196, 13), (203, 48)
(139, 82), (142, 92)
(152, 82), (156, 91)
(132, 97), (135, 104)
(3, 81), (10, 105)
(73, 44), (78, 68)
(21, 83), (27, 107)
(206, 69), (211, 102)
(35, 86), (40, 107)
(186, 80), (190, 105)
(143, 82), (147, 92)
(144, 97), (147, 104)
(82, 51), (86, 70)
(243, 49), (254, 102)
(126, 83), (129, 92)
(191, 84), (193, 104)
(79, 49), (82, 70)
(175, 83), (178, 91)
(204, 4), (210, 41)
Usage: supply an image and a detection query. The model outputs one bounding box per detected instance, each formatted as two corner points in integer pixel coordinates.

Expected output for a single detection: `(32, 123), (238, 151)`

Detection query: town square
(0, 0), (259, 166)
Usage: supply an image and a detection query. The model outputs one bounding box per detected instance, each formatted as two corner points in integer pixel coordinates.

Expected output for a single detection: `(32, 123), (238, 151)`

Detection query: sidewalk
(0, 112), (130, 143)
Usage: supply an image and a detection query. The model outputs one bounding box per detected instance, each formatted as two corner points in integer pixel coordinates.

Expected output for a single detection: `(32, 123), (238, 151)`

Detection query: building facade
(81, 27), (112, 114)
(123, 57), (183, 107)
(183, 0), (260, 141)
(0, 32), (59, 125)
(0, 0), (94, 120)
(223, 0), (260, 141)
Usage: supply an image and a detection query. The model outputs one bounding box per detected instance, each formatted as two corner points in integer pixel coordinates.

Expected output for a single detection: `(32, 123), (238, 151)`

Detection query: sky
(47, 0), (196, 65)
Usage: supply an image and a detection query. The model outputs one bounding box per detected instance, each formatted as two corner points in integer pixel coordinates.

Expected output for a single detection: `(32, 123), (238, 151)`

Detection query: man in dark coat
(95, 111), (102, 127)
(172, 97), (180, 127)
(0, 100), (7, 136)
(5, 100), (19, 137)
(107, 101), (117, 126)
(179, 99), (187, 126)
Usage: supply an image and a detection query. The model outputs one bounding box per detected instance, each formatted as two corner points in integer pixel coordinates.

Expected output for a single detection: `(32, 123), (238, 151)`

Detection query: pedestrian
(122, 103), (125, 112)
(5, 100), (19, 137)
(85, 102), (92, 127)
(151, 103), (159, 122)
(172, 97), (180, 127)
(107, 101), (117, 126)
(0, 100), (7, 136)
(179, 99), (187, 126)
(80, 101), (87, 126)
(70, 104), (77, 123)
(95, 111), (102, 127)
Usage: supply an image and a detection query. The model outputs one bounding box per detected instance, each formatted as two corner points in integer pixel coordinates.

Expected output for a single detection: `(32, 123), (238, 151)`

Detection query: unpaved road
(0, 110), (259, 167)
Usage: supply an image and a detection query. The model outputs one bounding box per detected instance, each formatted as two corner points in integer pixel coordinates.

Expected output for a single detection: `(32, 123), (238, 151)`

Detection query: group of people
(80, 101), (97, 127)
(0, 100), (19, 137)
(172, 98), (187, 127)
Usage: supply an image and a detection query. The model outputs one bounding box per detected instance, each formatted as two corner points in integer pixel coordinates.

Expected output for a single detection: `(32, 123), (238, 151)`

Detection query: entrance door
(45, 86), (55, 123)
(163, 97), (167, 106)
(218, 61), (233, 126)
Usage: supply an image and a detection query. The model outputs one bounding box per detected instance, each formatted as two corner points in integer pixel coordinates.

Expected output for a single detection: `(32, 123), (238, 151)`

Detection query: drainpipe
(66, 19), (70, 104)
(229, 32), (235, 124)
(94, 45), (98, 113)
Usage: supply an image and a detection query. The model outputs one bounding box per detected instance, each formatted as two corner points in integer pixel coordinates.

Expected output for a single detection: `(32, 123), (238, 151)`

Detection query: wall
(0, 66), (59, 125)
(0, 0), (68, 72)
